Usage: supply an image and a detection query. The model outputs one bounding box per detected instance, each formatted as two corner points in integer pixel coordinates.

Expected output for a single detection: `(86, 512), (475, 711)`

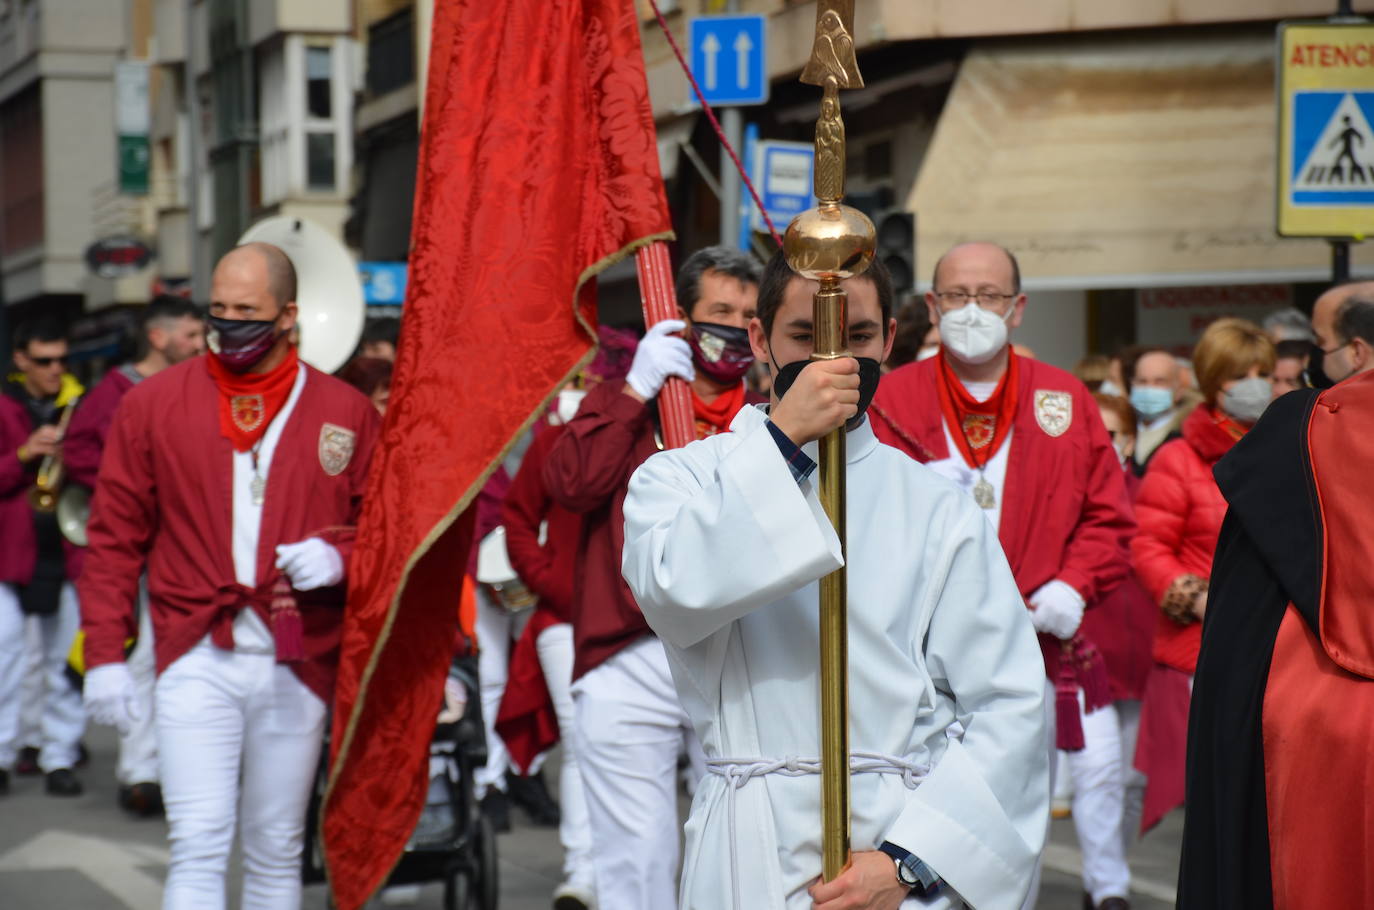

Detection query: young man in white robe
(621, 252), (1050, 910)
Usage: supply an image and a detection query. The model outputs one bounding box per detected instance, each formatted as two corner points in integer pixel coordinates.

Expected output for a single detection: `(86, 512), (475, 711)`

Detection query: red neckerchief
(692, 382), (747, 439)
(206, 347), (300, 452)
(935, 350), (1020, 470)
(1212, 408), (1249, 442)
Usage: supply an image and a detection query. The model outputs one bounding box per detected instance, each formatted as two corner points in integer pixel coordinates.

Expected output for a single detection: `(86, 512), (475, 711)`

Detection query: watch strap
(878, 841), (943, 897)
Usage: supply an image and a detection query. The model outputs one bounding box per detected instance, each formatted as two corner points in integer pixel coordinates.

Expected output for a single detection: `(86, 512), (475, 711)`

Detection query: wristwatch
(879, 841), (943, 897)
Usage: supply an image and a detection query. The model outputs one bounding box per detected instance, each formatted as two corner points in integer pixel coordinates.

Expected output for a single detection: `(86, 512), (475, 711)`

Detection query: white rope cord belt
(704, 751), (930, 910)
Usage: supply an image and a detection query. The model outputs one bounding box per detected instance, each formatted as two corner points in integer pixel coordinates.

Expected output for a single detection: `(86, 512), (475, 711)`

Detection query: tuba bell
(56, 483), (92, 547)
(237, 216), (366, 374)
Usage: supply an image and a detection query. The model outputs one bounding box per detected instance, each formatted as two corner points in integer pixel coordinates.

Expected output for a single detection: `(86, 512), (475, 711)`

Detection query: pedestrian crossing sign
(1278, 22), (1374, 237)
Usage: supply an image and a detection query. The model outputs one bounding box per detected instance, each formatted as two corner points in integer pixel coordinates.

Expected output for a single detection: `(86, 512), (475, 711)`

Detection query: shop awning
(908, 29), (1374, 291)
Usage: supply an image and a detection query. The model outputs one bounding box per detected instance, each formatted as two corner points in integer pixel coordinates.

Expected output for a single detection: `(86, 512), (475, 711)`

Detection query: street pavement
(0, 726), (1181, 909)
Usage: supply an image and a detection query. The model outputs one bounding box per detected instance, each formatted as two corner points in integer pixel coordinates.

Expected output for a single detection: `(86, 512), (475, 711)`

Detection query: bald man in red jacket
(79, 244), (379, 910)
(870, 243), (1134, 910)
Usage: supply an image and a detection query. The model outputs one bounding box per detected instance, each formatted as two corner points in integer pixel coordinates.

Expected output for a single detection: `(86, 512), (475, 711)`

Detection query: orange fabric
(691, 381), (746, 439)
(1263, 607), (1374, 908)
(1309, 373), (1374, 677)
(321, 1), (673, 906)
(458, 575), (476, 647)
(935, 349), (1019, 470)
(204, 348), (299, 452)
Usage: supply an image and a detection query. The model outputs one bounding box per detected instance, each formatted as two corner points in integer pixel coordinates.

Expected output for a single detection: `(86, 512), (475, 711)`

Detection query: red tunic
(78, 355), (380, 703)
(544, 380), (759, 681)
(62, 366), (139, 580)
(543, 382), (666, 681)
(0, 395), (38, 585)
(495, 423), (584, 771)
(870, 354), (1135, 678)
(1080, 469), (1155, 702)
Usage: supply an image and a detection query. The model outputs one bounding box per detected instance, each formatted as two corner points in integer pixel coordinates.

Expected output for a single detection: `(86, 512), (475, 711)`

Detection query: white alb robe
(621, 406), (1049, 909)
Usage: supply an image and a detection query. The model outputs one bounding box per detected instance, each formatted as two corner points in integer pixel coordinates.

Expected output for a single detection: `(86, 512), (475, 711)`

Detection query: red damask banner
(322, 2), (673, 906)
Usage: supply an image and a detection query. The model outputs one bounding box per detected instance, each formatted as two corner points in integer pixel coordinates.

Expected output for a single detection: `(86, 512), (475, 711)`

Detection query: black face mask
(207, 314), (282, 373)
(1305, 342), (1336, 390)
(771, 355), (882, 431)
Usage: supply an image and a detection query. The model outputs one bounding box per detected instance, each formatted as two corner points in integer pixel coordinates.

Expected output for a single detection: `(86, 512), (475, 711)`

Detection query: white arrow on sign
(702, 32), (721, 90)
(0, 829), (169, 908)
(734, 31), (753, 90)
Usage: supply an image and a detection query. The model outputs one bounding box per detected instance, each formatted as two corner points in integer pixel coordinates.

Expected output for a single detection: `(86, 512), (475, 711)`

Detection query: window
(306, 132), (335, 190)
(306, 45), (331, 119)
(257, 36), (352, 202)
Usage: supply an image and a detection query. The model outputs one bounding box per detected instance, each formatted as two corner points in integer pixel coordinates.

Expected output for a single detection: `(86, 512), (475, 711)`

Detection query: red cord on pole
(647, 0), (784, 249)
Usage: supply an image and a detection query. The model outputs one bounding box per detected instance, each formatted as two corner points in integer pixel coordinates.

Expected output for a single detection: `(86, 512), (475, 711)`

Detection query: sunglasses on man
(26, 356), (67, 368)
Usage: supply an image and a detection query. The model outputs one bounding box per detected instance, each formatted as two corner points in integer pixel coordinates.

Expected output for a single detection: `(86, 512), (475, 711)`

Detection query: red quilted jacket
(1132, 404), (1240, 673)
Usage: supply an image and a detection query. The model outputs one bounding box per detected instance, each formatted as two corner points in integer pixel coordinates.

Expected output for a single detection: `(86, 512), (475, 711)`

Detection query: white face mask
(1099, 379), (1124, 398)
(939, 302), (1013, 366)
(916, 345), (940, 361)
(554, 388), (587, 425)
(1221, 377), (1273, 424)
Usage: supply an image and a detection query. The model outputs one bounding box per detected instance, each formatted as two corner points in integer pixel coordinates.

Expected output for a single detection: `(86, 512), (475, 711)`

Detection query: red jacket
(1132, 404), (1238, 674)
(0, 395), (38, 585)
(543, 381), (663, 681)
(62, 366), (139, 581)
(871, 355), (1135, 677)
(79, 356), (380, 703)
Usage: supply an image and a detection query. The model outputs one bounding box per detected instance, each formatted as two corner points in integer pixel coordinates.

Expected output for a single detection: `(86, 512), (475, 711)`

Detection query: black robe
(1177, 388), (1324, 909)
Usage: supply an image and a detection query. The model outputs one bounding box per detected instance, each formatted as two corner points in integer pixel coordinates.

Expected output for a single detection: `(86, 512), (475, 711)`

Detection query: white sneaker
(552, 880), (596, 910)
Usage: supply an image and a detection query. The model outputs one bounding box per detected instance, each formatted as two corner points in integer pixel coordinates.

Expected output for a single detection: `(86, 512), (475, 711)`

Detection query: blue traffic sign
(689, 15), (768, 107)
(753, 140), (815, 233)
(1289, 90), (1374, 206)
(358, 262), (407, 305)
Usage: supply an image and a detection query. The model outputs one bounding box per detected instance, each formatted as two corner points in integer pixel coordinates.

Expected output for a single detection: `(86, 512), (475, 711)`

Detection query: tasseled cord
(270, 576), (306, 662)
(1055, 636), (1112, 751)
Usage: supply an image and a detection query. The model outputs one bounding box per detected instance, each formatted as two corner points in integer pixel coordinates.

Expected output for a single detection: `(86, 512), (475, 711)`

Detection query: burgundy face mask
(687, 321), (755, 384)
(207, 314), (281, 373)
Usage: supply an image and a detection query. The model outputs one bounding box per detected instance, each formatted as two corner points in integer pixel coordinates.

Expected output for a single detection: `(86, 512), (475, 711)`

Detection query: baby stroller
(303, 656), (499, 909)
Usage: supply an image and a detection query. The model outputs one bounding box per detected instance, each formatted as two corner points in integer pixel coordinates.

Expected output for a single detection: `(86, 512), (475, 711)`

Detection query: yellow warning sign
(1278, 22), (1374, 238)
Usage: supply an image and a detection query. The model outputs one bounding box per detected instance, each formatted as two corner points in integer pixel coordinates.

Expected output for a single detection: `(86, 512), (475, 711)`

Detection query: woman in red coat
(1131, 318), (1276, 832)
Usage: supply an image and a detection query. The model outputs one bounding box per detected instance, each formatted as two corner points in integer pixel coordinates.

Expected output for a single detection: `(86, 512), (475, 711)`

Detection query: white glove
(84, 663), (139, 736)
(275, 538), (345, 591)
(625, 319), (694, 400)
(1028, 579), (1085, 640)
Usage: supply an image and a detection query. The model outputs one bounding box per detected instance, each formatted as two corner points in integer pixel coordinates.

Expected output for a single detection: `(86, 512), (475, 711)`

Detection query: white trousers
(117, 595), (159, 785)
(535, 622), (594, 888)
(1067, 698), (1131, 905)
(572, 636), (704, 910)
(0, 582), (84, 771)
(18, 617), (42, 748)
(156, 640), (326, 910)
(1115, 699), (1145, 854)
(473, 587), (530, 796)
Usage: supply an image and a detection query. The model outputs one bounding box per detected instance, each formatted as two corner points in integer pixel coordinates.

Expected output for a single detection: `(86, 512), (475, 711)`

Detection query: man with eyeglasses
(870, 242), (1135, 910)
(1311, 285), (1374, 384)
(0, 317), (87, 797)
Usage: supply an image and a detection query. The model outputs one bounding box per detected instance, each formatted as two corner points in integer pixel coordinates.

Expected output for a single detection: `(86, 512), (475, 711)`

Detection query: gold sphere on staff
(783, 202), (876, 282)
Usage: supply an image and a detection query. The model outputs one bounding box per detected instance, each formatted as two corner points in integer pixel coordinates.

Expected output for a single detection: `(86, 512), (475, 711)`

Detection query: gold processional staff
(783, 0), (875, 882)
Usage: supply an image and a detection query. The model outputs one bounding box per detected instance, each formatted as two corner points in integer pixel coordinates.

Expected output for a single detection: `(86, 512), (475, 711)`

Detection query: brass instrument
(27, 399), (78, 514)
(784, 0), (876, 883)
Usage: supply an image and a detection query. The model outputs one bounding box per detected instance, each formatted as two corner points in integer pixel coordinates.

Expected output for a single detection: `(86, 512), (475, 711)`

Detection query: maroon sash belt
(209, 578), (306, 662)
